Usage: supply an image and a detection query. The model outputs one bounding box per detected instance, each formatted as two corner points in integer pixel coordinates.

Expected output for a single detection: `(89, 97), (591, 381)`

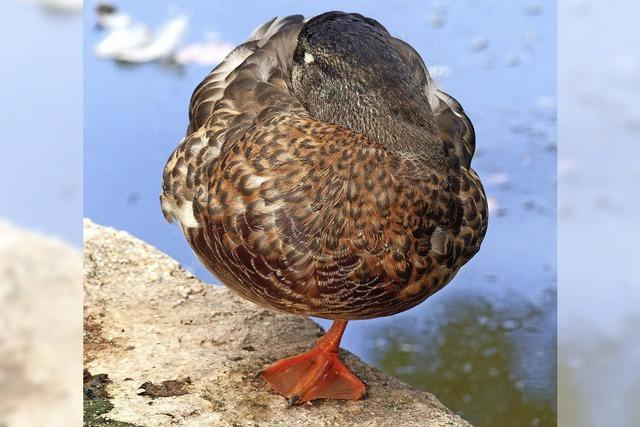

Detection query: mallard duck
(161, 11), (488, 404)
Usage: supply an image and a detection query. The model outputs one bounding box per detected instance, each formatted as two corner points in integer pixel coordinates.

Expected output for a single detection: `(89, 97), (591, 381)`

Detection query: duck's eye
(304, 52), (315, 64)
(293, 47), (316, 67)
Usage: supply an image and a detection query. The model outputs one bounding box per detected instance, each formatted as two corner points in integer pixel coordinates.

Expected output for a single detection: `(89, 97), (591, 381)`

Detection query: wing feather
(390, 37), (476, 168)
(162, 15), (306, 230)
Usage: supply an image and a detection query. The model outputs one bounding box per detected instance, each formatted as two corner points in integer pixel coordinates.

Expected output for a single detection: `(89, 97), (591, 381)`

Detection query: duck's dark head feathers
(291, 12), (441, 161)
(294, 12), (395, 71)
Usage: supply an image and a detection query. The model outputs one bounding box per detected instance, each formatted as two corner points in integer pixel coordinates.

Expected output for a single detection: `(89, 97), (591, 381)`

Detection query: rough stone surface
(0, 220), (83, 427)
(83, 219), (471, 427)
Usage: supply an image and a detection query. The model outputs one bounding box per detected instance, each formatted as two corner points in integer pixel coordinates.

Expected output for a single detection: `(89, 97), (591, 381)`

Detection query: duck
(161, 11), (488, 404)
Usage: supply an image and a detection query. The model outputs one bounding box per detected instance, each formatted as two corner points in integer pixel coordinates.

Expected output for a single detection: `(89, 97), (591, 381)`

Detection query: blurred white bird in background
(94, 4), (233, 66)
(22, 0), (82, 13)
(173, 35), (235, 67)
(95, 5), (188, 63)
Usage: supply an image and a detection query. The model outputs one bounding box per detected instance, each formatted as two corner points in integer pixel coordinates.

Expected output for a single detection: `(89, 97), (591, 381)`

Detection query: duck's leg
(260, 319), (366, 404)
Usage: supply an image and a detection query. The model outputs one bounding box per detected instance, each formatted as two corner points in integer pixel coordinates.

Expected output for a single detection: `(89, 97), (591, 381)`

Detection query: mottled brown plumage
(162, 12), (487, 321)
(161, 11), (487, 403)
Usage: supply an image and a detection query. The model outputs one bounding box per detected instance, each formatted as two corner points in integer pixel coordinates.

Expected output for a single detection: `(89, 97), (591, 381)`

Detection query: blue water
(1, 4), (82, 245)
(84, 1), (556, 424)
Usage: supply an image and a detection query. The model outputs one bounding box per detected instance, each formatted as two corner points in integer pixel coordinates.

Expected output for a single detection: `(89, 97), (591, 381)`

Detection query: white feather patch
(162, 196), (200, 229)
(175, 201), (199, 229)
(430, 226), (449, 254)
(246, 175), (269, 189)
(304, 52), (315, 64)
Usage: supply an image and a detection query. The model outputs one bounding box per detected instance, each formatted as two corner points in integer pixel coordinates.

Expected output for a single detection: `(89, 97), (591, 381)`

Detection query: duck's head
(291, 11), (440, 155)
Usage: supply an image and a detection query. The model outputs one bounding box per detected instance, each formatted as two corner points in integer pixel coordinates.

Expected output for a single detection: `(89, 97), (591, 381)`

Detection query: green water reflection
(371, 292), (556, 426)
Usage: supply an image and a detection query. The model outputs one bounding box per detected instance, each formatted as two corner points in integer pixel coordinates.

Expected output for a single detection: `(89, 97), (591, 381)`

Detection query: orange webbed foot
(260, 320), (366, 404)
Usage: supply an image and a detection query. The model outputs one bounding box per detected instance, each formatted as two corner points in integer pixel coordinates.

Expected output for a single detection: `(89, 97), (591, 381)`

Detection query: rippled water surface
(84, 1), (556, 425)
